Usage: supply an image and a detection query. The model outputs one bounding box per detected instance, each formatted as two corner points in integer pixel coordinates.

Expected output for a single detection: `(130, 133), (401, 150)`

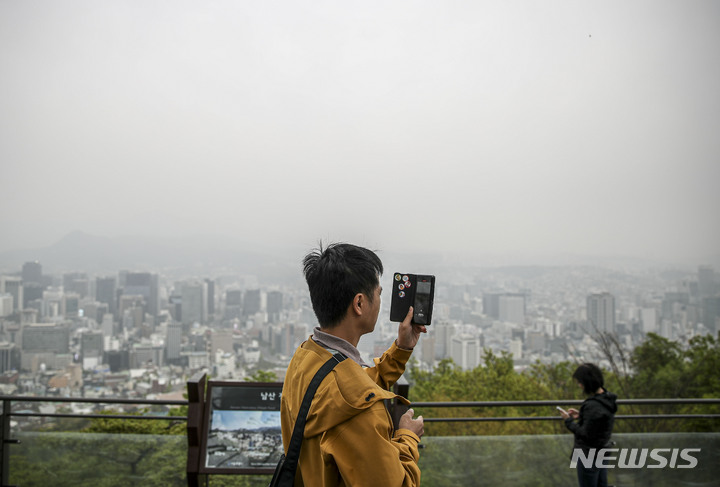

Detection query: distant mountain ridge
(0, 230), (302, 280)
(0, 230), (710, 278)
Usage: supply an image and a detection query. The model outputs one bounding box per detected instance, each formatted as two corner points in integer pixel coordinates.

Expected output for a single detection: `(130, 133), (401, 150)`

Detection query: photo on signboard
(201, 381), (284, 473)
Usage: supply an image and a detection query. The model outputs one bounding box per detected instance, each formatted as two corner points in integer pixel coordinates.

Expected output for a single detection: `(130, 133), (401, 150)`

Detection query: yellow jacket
(280, 337), (421, 487)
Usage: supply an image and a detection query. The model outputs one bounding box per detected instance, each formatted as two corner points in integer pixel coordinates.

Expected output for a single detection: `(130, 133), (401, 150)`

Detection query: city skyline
(1, 253), (716, 380)
(2, 1), (719, 267)
(0, 229), (717, 279)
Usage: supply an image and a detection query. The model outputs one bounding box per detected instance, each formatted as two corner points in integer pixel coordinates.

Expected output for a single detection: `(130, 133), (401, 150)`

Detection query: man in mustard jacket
(281, 243), (426, 486)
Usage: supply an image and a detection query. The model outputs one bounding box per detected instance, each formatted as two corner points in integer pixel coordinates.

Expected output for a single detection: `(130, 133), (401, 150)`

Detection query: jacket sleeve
(564, 402), (610, 445)
(325, 406), (421, 487)
(365, 341), (413, 390)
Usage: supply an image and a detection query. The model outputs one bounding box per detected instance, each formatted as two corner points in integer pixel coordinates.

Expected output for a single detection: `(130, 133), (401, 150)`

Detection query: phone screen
(414, 280), (432, 325)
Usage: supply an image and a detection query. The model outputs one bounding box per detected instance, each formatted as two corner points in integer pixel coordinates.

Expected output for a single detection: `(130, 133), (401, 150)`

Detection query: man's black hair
(572, 363), (605, 395)
(302, 242), (383, 329)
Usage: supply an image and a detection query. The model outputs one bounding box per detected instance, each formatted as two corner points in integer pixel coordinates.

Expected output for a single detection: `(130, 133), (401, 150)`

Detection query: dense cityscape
(1, 248), (718, 413)
(1, 1), (718, 484)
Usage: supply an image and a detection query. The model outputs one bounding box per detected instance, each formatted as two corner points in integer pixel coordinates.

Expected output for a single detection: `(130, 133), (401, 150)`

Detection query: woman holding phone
(559, 363), (618, 487)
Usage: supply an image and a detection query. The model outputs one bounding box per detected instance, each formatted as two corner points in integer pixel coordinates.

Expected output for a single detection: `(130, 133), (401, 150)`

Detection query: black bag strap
(278, 351), (347, 484)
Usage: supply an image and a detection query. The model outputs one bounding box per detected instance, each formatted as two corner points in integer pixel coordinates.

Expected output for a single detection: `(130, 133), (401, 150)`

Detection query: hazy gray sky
(2, 1), (719, 265)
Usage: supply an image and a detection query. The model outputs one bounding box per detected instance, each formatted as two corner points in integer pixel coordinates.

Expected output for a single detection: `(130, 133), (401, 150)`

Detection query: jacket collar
(312, 327), (369, 367)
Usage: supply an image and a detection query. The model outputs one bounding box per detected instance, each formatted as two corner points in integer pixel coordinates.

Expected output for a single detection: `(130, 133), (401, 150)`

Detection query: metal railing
(2, 393), (719, 485)
(1, 395), (188, 486)
(407, 398), (720, 422)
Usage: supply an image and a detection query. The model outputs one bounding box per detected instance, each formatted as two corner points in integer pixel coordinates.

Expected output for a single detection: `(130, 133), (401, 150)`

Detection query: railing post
(1, 399), (19, 487)
(186, 372), (207, 487)
(0, 399), (7, 486)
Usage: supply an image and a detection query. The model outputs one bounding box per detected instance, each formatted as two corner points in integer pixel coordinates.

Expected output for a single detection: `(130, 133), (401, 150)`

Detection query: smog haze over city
(0, 1), (719, 403)
(1, 0), (719, 269)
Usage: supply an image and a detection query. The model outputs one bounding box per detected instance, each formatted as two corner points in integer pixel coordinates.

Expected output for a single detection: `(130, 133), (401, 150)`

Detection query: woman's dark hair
(302, 242), (383, 329)
(572, 363), (605, 395)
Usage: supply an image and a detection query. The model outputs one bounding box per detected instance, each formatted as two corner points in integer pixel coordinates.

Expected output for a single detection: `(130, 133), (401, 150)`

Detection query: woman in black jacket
(560, 363), (618, 487)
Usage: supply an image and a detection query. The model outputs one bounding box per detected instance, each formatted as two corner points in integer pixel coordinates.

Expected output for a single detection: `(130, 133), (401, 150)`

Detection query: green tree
(627, 333), (720, 432)
(408, 334), (720, 436)
(408, 350), (566, 436)
(630, 333), (685, 397)
(244, 369), (278, 382)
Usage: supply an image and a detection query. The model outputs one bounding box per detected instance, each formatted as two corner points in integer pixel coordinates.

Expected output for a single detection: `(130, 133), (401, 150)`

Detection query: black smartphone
(389, 272), (436, 326)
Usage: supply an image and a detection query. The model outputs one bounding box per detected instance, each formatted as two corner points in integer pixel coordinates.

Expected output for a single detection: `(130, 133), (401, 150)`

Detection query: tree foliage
(244, 369), (278, 382)
(407, 350), (582, 436)
(407, 335), (720, 436)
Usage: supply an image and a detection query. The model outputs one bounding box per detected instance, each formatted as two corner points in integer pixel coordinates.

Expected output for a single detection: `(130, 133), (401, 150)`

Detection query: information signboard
(200, 381), (284, 474)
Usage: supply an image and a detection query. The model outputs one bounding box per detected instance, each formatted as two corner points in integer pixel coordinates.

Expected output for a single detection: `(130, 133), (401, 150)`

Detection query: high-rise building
(658, 319), (673, 339)
(509, 338), (523, 360)
(18, 310), (36, 326)
(498, 295), (526, 324)
(41, 288), (66, 319)
(64, 293), (80, 318)
(210, 329), (234, 355)
(96, 276), (117, 316)
(63, 272), (89, 298)
(100, 314), (115, 337)
(483, 292), (526, 322)
(702, 296), (720, 336)
(22, 323), (70, 354)
(587, 293), (616, 334)
(166, 323), (183, 361)
(0, 342), (19, 373)
(243, 289), (262, 317)
(205, 279), (216, 317)
(450, 334), (481, 370)
(106, 350), (130, 372)
(225, 289), (243, 320)
(270, 325), (284, 353)
(698, 266), (716, 298)
(0, 294), (13, 317)
(433, 322), (456, 360)
(0, 277), (23, 313)
(130, 342), (164, 368)
(81, 301), (108, 323)
(22, 283), (44, 308)
(226, 289), (242, 306)
(526, 331), (546, 353)
(122, 305), (145, 332)
(482, 293), (503, 318)
(118, 295), (145, 321)
(182, 281), (208, 325)
(22, 261), (42, 284)
(79, 300), (106, 323)
(267, 290), (283, 323)
(661, 292), (690, 322)
(640, 308), (657, 334)
(118, 270), (128, 288)
(419, 334), (436, 365)
(272, 323), (302, 356)
(123, 272), (160, 317)
(81, 331), (104, 369)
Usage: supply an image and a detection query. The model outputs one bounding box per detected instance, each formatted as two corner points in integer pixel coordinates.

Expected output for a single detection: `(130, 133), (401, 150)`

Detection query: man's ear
(351, 293), (365, 316)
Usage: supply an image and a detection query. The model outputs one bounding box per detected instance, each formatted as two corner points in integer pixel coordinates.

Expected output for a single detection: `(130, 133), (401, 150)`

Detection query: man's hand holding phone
(397, 306), (427, 350)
